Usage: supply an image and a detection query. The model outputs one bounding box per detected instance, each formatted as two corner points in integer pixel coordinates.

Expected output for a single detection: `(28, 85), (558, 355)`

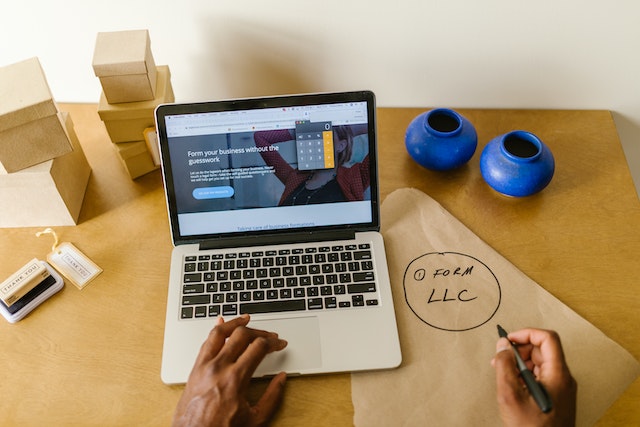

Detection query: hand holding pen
(492, 327), (577, 427)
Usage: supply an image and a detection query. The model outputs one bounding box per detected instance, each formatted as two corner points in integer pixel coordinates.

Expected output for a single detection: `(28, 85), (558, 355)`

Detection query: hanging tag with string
(36, 228), (102, 289)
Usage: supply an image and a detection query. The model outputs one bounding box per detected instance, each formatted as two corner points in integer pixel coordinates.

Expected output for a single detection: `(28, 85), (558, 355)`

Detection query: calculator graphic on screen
(295, 120), (335, 170)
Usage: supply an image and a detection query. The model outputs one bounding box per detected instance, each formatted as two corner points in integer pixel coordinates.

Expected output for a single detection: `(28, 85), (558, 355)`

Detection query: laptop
(155, 90), (401, 384)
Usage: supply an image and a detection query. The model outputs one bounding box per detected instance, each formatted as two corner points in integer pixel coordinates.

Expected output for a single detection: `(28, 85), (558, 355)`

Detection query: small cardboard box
(143, 127), (161, 166)
(0, 113), (91, 227)
(114, 140), (158, 179)
(98, 65), (174, 143)
(92, 29), (158, 104)
(0, 57), (73, 173)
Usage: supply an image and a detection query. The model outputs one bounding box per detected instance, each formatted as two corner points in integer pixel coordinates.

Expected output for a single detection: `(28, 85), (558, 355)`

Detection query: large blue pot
(405, 108), (477, 171)
(480, 130), (555, 197)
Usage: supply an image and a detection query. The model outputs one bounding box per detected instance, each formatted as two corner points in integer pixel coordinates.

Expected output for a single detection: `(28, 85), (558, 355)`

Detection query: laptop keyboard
(179, 243), (379, 319)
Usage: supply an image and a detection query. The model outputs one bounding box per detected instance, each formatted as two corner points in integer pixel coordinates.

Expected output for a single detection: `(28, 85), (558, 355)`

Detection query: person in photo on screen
(172, 317), (577, 427)
(253, 124), (369, 206)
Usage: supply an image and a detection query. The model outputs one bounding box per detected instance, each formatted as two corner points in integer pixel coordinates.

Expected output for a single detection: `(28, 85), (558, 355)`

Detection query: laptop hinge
(198, 230), (357, 251)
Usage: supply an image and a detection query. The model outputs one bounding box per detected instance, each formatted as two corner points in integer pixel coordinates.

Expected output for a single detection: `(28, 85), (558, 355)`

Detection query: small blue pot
(405, 108), (477, 171)
(480, 130), (555, 197)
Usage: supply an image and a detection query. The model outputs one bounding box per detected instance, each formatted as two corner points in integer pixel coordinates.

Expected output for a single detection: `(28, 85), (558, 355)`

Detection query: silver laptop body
(155, 91), (401, 384)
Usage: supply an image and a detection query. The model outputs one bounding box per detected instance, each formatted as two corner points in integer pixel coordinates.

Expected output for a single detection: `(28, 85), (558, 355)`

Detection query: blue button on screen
(192, 186), (235, 200)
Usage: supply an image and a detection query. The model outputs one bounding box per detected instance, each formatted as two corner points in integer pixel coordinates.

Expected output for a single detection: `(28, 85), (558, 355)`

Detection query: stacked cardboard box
(0, 58), (91, 227)
(93, 30), (174, 179)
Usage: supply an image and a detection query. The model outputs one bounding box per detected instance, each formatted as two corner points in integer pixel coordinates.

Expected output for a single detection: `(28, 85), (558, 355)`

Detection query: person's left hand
(172, 314), (288, 427)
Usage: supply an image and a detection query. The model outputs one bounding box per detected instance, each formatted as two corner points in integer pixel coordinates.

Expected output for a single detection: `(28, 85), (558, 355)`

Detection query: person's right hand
(491, 328), (577, 427)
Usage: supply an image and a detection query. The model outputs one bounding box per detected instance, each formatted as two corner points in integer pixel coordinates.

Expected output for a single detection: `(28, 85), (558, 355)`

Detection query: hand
(491, 328), (577, 427)
(173, 315), (288, 427)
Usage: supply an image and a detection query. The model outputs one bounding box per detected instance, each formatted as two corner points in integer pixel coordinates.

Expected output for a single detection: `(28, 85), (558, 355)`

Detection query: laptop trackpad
(251, 316), (322, 377)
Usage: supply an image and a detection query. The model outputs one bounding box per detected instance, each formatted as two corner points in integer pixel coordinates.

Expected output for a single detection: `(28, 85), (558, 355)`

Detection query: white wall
(3, 0), (639, 195)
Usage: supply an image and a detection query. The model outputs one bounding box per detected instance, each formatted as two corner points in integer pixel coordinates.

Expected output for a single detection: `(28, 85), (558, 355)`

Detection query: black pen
(497, 324), (553, 413)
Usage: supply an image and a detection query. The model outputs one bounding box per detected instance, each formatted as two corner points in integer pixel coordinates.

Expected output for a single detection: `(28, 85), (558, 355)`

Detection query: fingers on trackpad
(251, 316), (322, 376)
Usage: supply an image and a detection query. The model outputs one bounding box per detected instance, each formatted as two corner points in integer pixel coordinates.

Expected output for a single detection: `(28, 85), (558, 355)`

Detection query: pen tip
(497, 324), (507, 338)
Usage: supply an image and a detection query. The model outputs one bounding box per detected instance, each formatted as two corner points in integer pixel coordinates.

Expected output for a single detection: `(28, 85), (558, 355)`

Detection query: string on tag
(36, 228), (60, 252)
(35, 228), (102, 289)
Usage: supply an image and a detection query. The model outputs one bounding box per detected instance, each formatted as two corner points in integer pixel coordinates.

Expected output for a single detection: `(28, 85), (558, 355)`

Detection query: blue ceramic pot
(405, 108), (477, 171)
(480, 130), (555, 197)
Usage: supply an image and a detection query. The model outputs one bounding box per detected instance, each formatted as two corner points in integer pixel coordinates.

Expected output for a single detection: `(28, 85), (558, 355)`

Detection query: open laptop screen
(155, 91), (379, 245)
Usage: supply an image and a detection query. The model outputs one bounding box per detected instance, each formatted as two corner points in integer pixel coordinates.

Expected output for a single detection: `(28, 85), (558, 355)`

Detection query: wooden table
(0, 104), (638, 426)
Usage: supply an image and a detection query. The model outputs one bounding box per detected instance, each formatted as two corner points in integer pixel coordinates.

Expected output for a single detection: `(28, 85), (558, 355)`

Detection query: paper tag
(47, 242), (102, 289)
(36, 229), (102, 290)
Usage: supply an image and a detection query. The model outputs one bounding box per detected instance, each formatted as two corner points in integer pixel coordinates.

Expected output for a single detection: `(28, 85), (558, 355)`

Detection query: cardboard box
(92, 30), (158, 103)
(98, 65), (174, 143)
(0, 113), (91, 227)
(114, 140), (158, 179)
(143, 127), (161, 166)
(0, 57), (72, 173)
